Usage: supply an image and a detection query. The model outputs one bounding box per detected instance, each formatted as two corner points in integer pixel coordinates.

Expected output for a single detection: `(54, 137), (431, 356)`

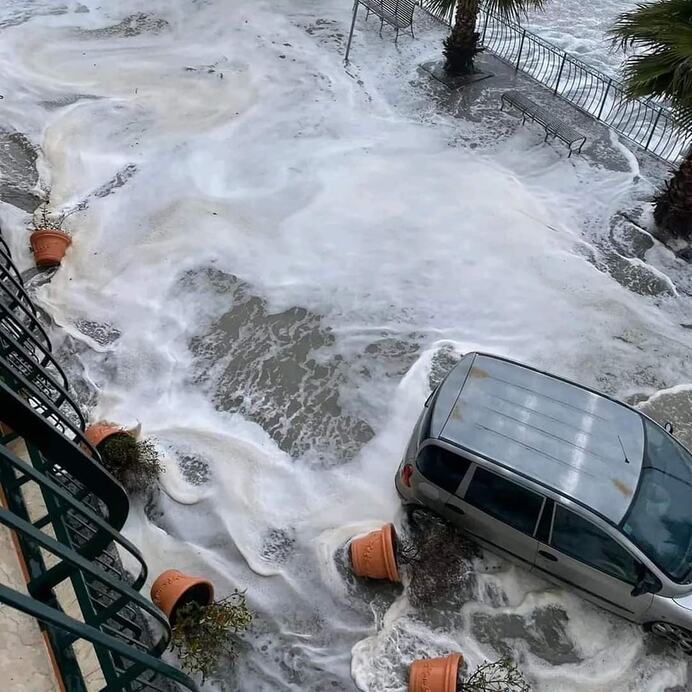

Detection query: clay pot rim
(349, 523), (401, 583)
(30, 228), (72, 242)
(381, 523), (400, 582)
(85, 423), (127, 450)
(444, 653), (463, 691)
(151, 569), (215, 625)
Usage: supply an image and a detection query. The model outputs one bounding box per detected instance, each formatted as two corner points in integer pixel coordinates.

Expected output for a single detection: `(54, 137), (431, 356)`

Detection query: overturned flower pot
(151, 569), (214, 624)
(30, 228), (71, 268)
(85, 421), (161, 494)
(85, 421), (129, 449)
(349, 522), (400, 582)
(409, 653), (463, 692)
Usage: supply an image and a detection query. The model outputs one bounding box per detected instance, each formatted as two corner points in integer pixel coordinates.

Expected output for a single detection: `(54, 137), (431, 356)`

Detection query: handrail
(0, 262), (39, 316)
(0, 225), (195, 689)
(0, 586), (198, 691)
(0, 312), (70, 389)
(0, 445), (147, 591)
(0, 246), (26, 285)
(0, 506), (169, 641)
(0, 354), (88, 439)
(0, 301), (60, 371)
(0, 281), (52, 349)
(418, 2), (692, 162)
(0, 330), (82, 424)
(0, 378), (123, 523)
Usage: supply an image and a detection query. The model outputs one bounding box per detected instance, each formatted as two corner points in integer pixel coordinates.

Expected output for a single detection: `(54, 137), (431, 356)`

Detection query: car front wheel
(646, 621), (692, 654)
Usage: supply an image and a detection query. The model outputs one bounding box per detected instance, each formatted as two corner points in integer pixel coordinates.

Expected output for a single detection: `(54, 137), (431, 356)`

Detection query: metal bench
(345, 0), (416, 62)
(501, 91), (587, 157)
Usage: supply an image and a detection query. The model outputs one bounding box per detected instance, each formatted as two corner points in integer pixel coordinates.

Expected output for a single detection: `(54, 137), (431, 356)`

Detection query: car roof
(431, 353), (645, 524)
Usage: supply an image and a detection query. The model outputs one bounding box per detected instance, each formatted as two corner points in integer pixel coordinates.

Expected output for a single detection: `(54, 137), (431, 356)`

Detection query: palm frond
(424, 0), (458, 23)
(425, 0), (545, 24)
(610, 0), (692, 127)
(486, 0), (545, 23)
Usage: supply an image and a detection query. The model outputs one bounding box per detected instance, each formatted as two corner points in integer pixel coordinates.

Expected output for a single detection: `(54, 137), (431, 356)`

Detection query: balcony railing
(0, 226), (197, 691)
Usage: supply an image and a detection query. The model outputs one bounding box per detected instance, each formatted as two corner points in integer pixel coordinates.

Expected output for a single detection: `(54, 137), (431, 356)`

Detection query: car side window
(416, 446), (471, 494)
(464, 467), (543, 535)
(551, 506), (640, 584)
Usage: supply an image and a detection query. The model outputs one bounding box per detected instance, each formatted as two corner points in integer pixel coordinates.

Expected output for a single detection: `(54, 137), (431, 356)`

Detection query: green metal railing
(0, 228), (197, 691)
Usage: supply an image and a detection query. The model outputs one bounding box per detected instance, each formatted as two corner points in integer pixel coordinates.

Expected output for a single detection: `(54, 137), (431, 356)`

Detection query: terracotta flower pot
(409, 653), (463, 692)
(85, 422), (127, 450)
(30, 229), (71, 268)
(150, 569), (214, 624)
(349, 523), (400, 582)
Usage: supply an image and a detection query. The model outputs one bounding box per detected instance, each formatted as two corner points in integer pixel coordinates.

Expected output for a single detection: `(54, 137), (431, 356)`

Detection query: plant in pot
(171, 592), (253, 681)
(150, 570), (253, 682)
(87, 423), (163, 495)
(409, 653), (530, 692)
(29, 204), (72, 268)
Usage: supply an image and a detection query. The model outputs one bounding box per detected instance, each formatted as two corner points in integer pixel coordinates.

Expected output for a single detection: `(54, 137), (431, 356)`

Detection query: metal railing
(418, 2), (692, 163)
(0, 228), (197, 691)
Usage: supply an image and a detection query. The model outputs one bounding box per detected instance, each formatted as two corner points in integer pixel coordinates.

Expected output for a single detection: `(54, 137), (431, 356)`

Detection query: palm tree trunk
(654, 149), (692, 239)
(443, 0), (482, 75)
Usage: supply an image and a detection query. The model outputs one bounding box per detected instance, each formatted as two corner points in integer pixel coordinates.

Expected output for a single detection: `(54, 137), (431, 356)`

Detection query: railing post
(344, 0), (359, 64)
(553, 51), (567, 94)
(596, 77), (612, 120)
(481, 9), (490, 45)
(515, 28), (526, 71)
(645, 108), (664, 151)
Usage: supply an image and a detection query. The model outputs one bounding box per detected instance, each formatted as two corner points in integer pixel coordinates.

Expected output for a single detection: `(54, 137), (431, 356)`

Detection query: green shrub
(171, 592), (253, 682)
(98, 433), (163, 493)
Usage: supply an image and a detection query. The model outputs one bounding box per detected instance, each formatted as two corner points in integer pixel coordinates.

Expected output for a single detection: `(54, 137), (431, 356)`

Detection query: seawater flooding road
(0, 0), (691, 690)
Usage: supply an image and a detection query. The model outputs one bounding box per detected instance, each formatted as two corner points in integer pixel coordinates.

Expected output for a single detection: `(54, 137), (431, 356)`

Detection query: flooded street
(0, 0), (691, 690)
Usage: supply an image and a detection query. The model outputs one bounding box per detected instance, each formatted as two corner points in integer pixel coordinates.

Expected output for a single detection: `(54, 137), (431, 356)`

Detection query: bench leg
(379, 18), (384, 37)
(365, 6), (370, 20)
(410, 23), (415, 39)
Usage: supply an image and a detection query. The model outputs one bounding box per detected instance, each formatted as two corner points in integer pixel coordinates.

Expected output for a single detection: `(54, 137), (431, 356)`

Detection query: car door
(534, 502), (654, 620)
(446, 465), (543, 570)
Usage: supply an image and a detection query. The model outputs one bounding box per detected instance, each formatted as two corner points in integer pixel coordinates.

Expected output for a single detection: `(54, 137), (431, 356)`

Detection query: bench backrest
(375, 0), (416, 22)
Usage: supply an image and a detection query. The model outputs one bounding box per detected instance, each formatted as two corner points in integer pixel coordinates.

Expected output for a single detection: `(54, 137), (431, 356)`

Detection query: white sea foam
(0, 0), (690, 690)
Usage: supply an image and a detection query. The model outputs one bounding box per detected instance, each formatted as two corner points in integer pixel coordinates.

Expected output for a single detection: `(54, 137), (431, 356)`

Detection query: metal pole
(645, 108), (664, 151)
(553, 52), (567, 94)
(344, 1), (359, 64)
(596, 77), (612, 120)
(516, 29), (526, 71)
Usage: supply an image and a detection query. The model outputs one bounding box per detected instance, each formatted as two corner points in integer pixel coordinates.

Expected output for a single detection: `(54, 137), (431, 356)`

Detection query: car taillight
(401, 464), (413, 487)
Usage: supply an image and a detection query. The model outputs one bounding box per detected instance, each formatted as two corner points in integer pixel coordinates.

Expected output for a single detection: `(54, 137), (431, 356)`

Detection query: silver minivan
(396, 352), (692, 652)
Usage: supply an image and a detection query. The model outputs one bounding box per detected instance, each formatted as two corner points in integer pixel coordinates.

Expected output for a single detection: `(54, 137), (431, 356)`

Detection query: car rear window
(416, 445), (470, 494)
(464, 467), (543, 535)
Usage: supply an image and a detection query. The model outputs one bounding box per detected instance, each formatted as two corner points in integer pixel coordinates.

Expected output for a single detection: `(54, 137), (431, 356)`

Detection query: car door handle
(445, 504), (465, 515)
(538, 550), (558, 562)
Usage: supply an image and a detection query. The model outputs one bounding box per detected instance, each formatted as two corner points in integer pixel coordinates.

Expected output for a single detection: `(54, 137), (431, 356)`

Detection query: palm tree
(427, 0), (545, 76)
(611, 0), (692, 239)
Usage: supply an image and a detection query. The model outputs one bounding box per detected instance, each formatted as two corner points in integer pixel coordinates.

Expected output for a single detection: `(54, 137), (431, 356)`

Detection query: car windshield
(622, 419), (692, 583)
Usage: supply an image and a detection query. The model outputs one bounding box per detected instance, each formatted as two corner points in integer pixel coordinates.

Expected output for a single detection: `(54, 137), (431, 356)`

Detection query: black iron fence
(418, 2), (692, 163)
(0, 228), (197, 691)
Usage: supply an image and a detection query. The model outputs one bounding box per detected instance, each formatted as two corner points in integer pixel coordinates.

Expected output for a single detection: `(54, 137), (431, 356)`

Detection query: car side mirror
(631, 571), (661, 598)
(664, 421), (675, 435)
